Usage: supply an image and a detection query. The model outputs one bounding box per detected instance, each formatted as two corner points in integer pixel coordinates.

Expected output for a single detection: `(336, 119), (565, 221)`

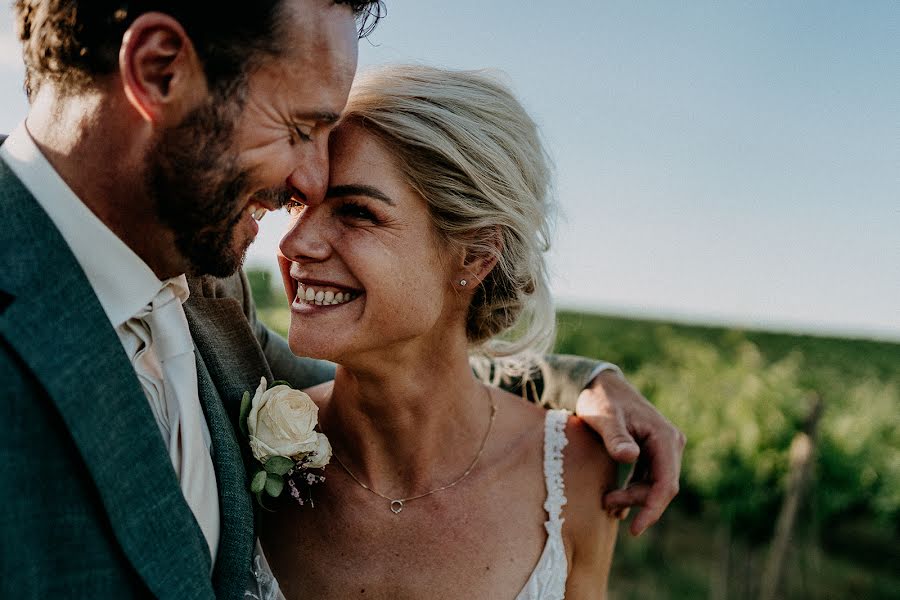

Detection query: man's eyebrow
(326, 184), (396, 206)
(291, 111), (341, 124)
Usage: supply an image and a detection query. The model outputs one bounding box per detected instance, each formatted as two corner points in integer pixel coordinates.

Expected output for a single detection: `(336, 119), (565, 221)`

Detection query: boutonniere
(239, 377), (331, 507)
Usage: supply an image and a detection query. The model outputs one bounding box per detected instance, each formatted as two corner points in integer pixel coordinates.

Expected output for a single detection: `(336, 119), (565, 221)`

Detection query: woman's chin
(287, 324), (346, 362)
(286, 293), (366, 357)
(287, 340), (339, 362)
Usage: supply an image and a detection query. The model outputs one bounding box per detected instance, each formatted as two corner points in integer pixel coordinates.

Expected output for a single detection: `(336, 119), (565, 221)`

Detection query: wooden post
(759, 393), (823, 600)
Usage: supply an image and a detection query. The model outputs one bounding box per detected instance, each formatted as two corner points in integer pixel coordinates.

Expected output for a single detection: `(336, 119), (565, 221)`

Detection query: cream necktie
(127, 281), (220, 565)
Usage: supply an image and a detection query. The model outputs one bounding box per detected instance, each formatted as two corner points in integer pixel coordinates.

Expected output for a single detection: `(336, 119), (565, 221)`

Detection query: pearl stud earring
(459, 279), (468, 286)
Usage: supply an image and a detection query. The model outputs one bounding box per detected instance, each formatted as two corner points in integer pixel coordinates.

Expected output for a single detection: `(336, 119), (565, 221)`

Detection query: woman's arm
(561, 416), (619, 599)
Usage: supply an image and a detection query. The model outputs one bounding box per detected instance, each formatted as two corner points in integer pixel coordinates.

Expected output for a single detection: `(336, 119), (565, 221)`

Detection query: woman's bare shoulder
(484, 386), (553, 474)
(563, 416), (616, 512)
(490, 386), (548, 438)
(561, 415), (619, 598)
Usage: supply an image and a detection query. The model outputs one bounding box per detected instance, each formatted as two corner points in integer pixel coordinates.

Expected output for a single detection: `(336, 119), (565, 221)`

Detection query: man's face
(147, 0), (359, 277)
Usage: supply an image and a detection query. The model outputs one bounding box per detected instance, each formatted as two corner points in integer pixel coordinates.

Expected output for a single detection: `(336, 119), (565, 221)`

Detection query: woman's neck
(320, 349), (495, 498)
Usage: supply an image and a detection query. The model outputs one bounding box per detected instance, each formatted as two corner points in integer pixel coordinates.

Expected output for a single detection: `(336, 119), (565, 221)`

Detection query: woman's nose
(279, 203), (332, 264)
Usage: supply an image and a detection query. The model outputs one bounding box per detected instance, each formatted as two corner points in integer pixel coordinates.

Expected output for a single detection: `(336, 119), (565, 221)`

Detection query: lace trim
(515, 409), (570, 600)
(245, 540), (285, 600)
(542, 409), (569, 524)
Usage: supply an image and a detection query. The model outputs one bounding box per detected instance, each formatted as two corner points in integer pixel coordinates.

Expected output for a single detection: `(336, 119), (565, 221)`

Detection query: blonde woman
(255, 66), (618, 599)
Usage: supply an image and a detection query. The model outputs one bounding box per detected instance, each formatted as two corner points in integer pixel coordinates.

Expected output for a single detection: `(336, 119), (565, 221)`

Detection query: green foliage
(258, 306), (291, 338)
(250, 470), (267, 494)
(554, 311), (900, 538)
(816, 377), (900, 527)
(238, 391), (251, 436)
(264, 473), (285, 497)
(264, 456), (295, 476)
(633, 337), (808, 541)
(247, 268), (279, 310)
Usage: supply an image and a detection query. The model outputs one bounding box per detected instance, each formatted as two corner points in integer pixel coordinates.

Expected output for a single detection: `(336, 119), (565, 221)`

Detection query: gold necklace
(330, 386), (497, 514)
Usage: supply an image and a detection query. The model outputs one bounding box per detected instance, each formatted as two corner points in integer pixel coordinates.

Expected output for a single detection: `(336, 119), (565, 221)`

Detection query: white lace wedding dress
(245, 409), (571, 600)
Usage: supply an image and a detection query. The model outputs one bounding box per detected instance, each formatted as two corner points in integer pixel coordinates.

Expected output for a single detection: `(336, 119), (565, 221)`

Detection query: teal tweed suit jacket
(0, 152), (333, 598)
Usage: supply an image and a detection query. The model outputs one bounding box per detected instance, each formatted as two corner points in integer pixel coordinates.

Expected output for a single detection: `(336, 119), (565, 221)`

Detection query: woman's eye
(337, 202), (377, 222)
(285, 200), (307, 217)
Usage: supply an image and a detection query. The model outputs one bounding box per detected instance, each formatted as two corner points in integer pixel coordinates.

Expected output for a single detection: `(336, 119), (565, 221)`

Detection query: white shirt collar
(0, 121), (190, 326)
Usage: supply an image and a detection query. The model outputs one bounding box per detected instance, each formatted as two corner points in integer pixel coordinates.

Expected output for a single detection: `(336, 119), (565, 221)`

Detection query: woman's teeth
(295, 284), (357, 306)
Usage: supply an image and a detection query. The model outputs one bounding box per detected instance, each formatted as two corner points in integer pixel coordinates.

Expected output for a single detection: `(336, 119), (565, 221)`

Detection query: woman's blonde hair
(342, 65), (556, 376)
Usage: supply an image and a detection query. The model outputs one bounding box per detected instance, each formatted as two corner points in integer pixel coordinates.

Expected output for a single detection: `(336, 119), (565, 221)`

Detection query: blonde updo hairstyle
(341, 65), (556, 375)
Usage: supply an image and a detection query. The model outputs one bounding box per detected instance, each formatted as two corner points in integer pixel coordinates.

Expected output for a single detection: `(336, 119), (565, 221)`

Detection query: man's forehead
(242, 1), (357, 119)
(277, 0), (360, 41)
(273, 0), (359, 80)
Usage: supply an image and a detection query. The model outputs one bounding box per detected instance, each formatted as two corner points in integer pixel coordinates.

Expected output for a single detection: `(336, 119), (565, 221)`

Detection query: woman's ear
(456, 228), (502, 288)
(460, 253), (498, 286)
(119, 12), (208, 125)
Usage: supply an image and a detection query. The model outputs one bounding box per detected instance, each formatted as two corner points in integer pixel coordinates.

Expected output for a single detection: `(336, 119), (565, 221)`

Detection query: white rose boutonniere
(239, 377), (330, 506)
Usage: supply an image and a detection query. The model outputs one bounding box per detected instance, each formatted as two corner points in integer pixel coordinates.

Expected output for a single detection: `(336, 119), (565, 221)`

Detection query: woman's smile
(288, 265), (365, 314)
(291, 280), (362, 310)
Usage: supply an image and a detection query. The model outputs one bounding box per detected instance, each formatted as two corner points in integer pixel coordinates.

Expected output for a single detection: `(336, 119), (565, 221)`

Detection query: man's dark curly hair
(14, 0), (385, 99)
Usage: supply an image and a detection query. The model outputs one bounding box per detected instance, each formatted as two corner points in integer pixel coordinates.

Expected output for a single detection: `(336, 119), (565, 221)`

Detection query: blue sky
(2, 2), (897, 339)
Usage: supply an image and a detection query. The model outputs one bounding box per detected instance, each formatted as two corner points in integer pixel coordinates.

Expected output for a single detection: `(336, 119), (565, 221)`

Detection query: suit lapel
(184, 295), (274, 424)
(0, 162), (213, 599)
(185, 295), (269, 599)
(194, 348), (255, 600)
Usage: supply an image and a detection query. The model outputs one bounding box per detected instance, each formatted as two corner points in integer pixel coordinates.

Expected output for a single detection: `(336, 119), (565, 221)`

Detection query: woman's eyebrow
(326, 184), (395, 206)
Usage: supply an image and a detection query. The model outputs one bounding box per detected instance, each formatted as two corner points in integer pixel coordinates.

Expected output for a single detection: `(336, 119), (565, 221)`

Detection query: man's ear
(119, 12), (208, 125)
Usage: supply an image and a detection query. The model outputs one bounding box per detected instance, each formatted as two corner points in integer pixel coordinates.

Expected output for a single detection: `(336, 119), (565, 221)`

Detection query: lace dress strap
(542, 409), (569, 526)
(245, 540), (287, 600)
(515, 409), (571, 600)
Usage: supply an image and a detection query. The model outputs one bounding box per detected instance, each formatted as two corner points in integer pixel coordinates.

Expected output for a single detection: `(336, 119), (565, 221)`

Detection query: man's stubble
(147, 94), (263, 278)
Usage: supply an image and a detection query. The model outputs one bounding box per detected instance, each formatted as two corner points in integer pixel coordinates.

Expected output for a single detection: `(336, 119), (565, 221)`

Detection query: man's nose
(287, 142), (329, 206)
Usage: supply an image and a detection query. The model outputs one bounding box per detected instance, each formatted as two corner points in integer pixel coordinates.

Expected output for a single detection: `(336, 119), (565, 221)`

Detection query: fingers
(632, 479), (679, 536)
(611, 506), (630, 521)
(577, 369), (686, 534)
(625, 403), (684, 535)
(603, 427), (685, 535)
(575, 389), (640, 463)
(604, 483), (650, 511)
(602, 483), (662, 536)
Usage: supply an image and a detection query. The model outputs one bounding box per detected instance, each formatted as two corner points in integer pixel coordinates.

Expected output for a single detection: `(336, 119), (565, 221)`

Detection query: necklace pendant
(390, 500), (404, 514)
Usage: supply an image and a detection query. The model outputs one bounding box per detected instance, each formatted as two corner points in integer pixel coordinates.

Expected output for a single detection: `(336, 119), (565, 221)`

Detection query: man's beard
(146, 97), (252, 278)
